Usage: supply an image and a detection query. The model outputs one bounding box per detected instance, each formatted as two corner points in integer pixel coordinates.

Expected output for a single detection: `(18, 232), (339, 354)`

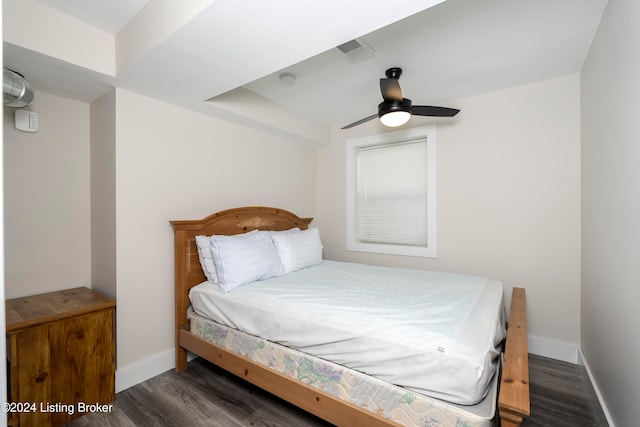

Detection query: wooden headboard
(170, 206), (313, 367)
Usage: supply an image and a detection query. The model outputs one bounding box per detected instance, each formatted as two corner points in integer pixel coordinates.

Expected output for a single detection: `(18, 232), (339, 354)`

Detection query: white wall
(3, 91), (91, 299)
(90, 90), (117, 299)
(111, 89), (317, 388)
(318, 74), (582, 361)
(581, 0), (640, 425)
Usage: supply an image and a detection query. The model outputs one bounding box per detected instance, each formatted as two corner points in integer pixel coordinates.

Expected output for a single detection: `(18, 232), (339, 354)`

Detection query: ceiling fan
(342, 67), (460, 129)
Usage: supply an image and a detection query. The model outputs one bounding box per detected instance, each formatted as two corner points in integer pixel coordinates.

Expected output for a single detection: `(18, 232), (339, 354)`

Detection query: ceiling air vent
(336, 38), (375, 64)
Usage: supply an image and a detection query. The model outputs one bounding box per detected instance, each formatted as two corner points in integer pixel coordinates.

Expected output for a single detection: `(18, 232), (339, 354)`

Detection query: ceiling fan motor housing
(378, 98), (412, 117)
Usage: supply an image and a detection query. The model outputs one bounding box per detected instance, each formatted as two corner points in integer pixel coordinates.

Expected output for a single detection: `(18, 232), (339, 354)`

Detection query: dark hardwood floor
(66, 354), (608, 427)
(522, 355), (608, 427)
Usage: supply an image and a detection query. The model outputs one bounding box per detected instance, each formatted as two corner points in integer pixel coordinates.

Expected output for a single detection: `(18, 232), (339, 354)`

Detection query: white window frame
(346, 125), (437, 258)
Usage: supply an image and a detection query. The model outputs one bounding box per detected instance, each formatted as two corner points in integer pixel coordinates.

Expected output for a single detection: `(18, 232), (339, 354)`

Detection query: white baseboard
(115, 349), (175, 393)
(115, 349), (198, 393)
(578, 348), (616, 427)
(527, 335), (579, 363)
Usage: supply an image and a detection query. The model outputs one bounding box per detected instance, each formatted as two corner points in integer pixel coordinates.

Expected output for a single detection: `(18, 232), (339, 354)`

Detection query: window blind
(356, 138), (428, 247)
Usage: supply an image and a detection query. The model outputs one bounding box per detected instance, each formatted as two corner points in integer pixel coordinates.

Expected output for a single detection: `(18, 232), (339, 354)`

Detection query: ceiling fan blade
(380, 78), (403, 102)
(412, 105), (460, 117)
(341, 113), (378, 129)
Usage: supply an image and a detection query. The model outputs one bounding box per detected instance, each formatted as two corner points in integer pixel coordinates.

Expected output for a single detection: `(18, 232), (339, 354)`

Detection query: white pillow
(210, 231), (283, 293)
(195, 228), (299, 284)
(195, 235), (219, 283)
(196, 229), (273, 283)
(272, 228), (323, 274)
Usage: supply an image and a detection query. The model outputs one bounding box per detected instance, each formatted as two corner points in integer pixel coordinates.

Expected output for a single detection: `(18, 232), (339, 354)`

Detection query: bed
(171, 206), (530, 426)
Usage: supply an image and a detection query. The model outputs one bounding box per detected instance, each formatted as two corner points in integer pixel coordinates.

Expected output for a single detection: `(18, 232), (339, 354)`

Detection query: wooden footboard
(498, 287), (530, 426)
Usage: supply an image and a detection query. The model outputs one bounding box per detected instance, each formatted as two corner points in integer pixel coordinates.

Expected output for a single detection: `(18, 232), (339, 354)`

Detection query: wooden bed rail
(179, 327), (398, 427)
(498, 287), (530, 426)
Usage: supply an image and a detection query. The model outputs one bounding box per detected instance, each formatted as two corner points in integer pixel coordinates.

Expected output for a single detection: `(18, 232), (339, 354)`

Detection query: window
(346, 125), (436, 258)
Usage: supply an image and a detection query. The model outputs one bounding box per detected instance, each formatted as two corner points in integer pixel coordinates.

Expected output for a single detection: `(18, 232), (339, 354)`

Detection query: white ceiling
(245, 0), (607, 128)
(5, 0), (607, 133)
(34, 0), (151, 33)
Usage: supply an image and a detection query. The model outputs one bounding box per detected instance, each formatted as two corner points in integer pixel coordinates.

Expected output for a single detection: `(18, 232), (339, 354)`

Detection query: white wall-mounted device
(15, 110), (38, 132)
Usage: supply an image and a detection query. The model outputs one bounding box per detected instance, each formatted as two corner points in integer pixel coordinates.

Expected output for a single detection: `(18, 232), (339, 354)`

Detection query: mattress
(189, 260), (505, 405)
(190, 311), (499, 426)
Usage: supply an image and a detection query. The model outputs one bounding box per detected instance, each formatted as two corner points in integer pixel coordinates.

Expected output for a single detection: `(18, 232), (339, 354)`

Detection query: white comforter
(189, 260), (505, 405)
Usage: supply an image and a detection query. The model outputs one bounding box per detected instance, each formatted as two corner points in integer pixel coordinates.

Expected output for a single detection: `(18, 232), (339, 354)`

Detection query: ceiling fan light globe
(380, 110), (411, 127)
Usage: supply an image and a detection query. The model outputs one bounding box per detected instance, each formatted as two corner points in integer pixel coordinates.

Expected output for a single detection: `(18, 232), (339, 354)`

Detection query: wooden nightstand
(5, 287), (116, 426)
